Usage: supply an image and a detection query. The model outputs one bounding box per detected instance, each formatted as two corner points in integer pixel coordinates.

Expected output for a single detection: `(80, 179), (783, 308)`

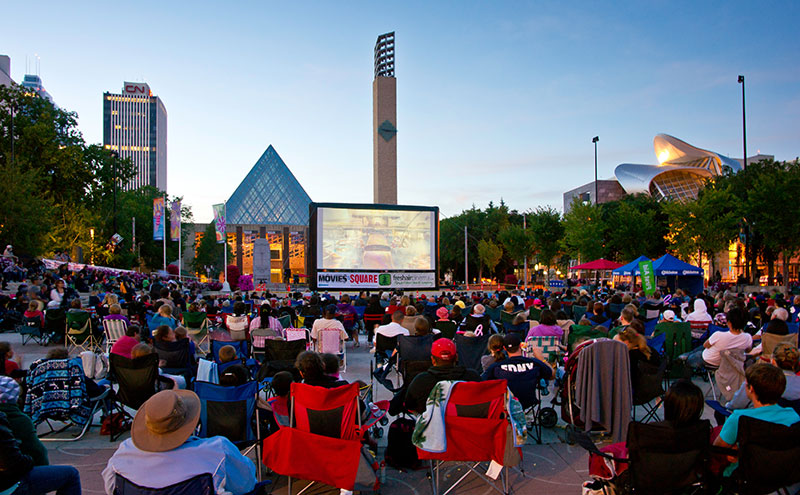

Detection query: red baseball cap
(431, 338), (456, 360)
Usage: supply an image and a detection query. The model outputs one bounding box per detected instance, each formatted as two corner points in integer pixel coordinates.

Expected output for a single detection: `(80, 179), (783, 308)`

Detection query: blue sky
(3, 1), (798, 222)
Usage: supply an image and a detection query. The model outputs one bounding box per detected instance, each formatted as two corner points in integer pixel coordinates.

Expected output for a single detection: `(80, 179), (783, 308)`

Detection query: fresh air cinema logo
(316, 272), (435, 289)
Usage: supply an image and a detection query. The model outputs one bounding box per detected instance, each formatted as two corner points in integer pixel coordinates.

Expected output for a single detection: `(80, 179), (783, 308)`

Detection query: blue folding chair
(644, 318), (658, 337)
(194, 380), (262, 480)
(648, 332), (667, 354)
(788, 322), (799, 334)
(210, 339), (249, 364)
(113, 472), (270, 495)
(599, 319), (612, 329)
(209, 340), (258, 377)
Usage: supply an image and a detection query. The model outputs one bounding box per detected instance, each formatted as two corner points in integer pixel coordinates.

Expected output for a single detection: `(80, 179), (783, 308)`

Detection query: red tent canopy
(571, 258), (623, 270)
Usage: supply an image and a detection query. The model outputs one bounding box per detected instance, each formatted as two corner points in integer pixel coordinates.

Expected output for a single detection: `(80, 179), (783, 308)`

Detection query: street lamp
(737, 75), (747, 168)
(592, 136), (599, 205)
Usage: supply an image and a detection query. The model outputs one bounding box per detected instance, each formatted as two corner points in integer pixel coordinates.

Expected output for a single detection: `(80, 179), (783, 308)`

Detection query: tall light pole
(592, 136), (599, 205)
(738, 75), (747, 168)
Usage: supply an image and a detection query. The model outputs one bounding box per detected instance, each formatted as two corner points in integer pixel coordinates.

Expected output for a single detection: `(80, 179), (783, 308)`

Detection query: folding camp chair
(66, 310), (99, 354)
(721, 416), (800, 495)
(251, 327), (281, 362)
(44, 308), (66, 342)
(154, 339), (194, 385)
(524, 335), (563, 366)
(417, 379), (518, 495)
(572, 305), (587, 322)
(577, 419), (712, 494)
(651, 321), (692, 380)
(24, 357), (110, 442)
(277, 314), (292, 329)
(485, 306), (502, 323)
(210, 339), (249, 364)
(567, 324), (608, 352)
(397, 334), (434, 385)
(284, 328), (309, 343)
(760, 332), (799, 361)
(195, 380), (262, 481)
(182, 311), (210, 352)
(528, 307), (542, 322)
(632, 356), (667, 423)
(317, 328), (346, 371)
(17, 315), (46, 345)
(110, 353), (173, 411)
(262, 382), (379, 494)
(454, 332), (489, 374)
(434, 320), (457, 340)
(103, 318), (128, 354)
(112, 473), (215, 495)
(500, 310), (521, 330)
(257, 339), (306, 380)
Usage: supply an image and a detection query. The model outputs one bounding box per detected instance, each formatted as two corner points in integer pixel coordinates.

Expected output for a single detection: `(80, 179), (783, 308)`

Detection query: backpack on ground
(384, 417), (421, 470)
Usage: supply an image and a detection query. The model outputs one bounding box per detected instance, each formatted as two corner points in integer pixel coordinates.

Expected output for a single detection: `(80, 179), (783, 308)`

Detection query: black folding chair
(454, 333), (489, 374)
(434, 320), (457, 340)
(17, 316), (46, 345)
(632, 357), (667, 423)
(397, 334), (434, 385)
(374, 334), (398, 367)
(153, 339), (195, 386)
(577, 420), (712, 494)
(724, 416), (800, 495)
(109, 353), (173, 412)
(256, 339), (306, 381)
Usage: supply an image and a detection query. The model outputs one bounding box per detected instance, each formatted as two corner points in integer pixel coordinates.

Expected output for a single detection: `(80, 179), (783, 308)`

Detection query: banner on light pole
(212, 203), (226, 244)
(639, 260), (656, 296)
(153, 198), (165, 241)
(170, 200), (181, 241)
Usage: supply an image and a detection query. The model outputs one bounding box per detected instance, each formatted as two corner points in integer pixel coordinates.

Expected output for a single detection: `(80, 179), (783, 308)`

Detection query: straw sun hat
(131, 390), (201, 453)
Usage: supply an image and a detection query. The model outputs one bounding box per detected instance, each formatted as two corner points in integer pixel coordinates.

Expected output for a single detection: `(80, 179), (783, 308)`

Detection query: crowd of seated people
(4, 258), (800, 491)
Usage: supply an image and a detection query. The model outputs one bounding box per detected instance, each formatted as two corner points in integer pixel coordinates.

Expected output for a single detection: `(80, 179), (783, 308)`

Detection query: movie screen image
(316, 206), (436, 271)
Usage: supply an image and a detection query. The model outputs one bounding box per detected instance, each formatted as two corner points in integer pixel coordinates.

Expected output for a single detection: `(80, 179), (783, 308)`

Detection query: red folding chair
(262, 382), (378, 494)
(417, 379), (518, 495)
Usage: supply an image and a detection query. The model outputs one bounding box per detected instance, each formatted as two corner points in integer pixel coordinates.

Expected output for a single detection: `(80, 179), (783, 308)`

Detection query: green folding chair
(434, 320), (457, 340)
(65, 310), (99, 354)
(528, 307), (543, 322)
(182, 311), (210, 353)
(567, 324), (606, 352)
(651, 321), (692, 379)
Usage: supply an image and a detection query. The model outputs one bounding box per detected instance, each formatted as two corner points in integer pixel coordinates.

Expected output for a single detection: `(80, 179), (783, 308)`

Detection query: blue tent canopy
(651, 254), (703, 276)
(612, 255), (651, 276)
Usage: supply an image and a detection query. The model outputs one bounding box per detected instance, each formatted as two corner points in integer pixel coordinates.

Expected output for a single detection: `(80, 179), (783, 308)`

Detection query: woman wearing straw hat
(102, 390), (256, 494)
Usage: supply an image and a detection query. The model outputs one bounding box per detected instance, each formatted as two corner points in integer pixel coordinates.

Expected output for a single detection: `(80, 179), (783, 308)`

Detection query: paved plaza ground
(3, 306), (719, 494)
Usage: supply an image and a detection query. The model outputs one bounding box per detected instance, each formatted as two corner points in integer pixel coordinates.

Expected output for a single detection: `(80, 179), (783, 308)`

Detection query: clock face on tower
(378, 120), (397, 142)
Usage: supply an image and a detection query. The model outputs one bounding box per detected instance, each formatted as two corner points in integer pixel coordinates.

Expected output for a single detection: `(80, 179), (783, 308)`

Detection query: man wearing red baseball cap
(403, 338), (481, 414)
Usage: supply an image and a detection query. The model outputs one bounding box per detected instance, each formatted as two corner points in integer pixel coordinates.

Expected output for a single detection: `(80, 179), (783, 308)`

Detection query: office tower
(103, 82), (167, 191)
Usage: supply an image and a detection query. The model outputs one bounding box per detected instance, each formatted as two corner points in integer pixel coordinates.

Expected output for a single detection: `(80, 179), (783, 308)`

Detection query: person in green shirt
(713, 362), (800, 477)
(0, 376), (48, 466)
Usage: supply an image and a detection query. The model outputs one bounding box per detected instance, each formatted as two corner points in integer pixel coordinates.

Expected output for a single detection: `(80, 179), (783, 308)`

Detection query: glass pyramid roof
(226, 145), (312, 226)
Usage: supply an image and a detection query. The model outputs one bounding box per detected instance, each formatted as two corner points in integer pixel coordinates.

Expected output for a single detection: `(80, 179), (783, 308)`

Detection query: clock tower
(373, 32), (397, 204)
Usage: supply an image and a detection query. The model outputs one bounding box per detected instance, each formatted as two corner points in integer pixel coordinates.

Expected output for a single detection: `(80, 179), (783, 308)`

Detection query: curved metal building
(615, 134), (742, 201)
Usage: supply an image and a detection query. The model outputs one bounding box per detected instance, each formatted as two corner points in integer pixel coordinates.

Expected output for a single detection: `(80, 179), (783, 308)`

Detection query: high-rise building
(0, 56), (13, 87)
(21, 74), (54, 104)
(103, 82), (167, 191)
(373, 32), (397, 204)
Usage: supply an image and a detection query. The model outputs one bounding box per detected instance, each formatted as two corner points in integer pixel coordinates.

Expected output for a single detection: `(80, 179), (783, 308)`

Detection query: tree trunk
(784, 252), (790, 295)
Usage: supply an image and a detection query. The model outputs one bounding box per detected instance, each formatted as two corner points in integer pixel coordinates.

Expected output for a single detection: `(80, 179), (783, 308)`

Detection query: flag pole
(162, 195), (167, 273)
(221, 200), (230, 292)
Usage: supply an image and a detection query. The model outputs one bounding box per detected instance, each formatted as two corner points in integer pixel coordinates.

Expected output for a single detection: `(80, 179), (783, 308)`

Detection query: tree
(477, 239), (503, 280)
(498, 224), (533, 270)
(561, 197), (605, 262)
(743, 160), (800, 291)
(663, 183), (740, 277)
(0, 163), (54, 256)
(192, 222), (232, 279)
(528, 206), (564, 278)
(604, 195), (668, 261)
